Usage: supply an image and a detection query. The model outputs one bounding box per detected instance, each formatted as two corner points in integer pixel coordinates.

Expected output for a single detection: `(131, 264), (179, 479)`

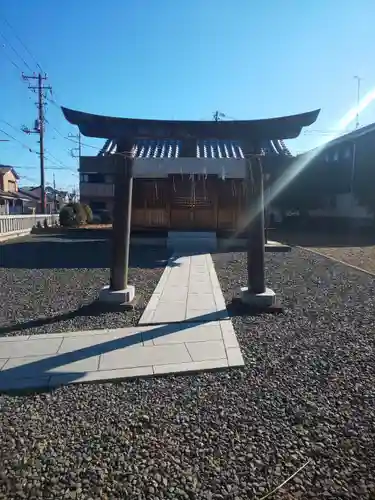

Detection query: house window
(80, 174), (107, 183)
(87, 173), (105, 183)
(333, 150), (339, 161)
(8, 180), (16, 192)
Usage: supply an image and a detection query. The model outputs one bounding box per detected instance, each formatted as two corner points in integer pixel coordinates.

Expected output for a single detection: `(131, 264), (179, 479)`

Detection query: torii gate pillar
(99, 145), (135, 305)
(240, 150), (278, 310)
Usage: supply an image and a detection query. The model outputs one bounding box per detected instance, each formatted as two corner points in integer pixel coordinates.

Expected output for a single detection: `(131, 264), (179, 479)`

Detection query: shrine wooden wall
(131, 176), (248, 231)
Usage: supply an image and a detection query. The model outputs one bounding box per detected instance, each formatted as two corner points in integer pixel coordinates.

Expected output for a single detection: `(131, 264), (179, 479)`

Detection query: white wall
(80, 156), (248, 179)
(134, 157), (247, 178)
(309, 193), (373, 220)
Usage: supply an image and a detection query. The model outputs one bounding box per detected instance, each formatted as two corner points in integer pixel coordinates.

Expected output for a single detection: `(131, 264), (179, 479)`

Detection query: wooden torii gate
(62, 107), (320, 309)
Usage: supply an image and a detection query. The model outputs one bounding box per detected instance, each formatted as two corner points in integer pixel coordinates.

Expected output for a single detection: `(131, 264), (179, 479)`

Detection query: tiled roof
(0, 165), (19, 179)
(0, 190), (30, 201)
(99, 139), (292, 159)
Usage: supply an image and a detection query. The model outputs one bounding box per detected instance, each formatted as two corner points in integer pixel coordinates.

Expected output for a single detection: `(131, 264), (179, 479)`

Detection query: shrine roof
(61, 107), (320, 142)
(99, 138), (292, 159)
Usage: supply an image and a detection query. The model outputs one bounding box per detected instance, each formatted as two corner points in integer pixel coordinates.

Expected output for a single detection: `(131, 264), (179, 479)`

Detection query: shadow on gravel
(0, 293), (271, 338)
(0, 237), (171, 270)
(0, 309), (232, 395)
(0, 301), (140, 337)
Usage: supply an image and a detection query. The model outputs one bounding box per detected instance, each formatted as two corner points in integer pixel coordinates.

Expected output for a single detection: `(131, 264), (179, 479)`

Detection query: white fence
(0, 214), (59, 239)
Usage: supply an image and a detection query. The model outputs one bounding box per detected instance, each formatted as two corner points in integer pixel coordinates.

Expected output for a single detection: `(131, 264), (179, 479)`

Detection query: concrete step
(168, 231), (216, 240)
(167, 231), (217, 252)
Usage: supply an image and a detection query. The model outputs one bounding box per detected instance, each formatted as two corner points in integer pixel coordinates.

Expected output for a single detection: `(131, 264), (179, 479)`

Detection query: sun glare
(235, 86), (375, 237)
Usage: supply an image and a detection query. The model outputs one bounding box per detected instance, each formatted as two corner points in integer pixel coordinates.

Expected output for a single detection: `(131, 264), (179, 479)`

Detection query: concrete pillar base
(99, 285), (135, 305)
(240, 287), (278, 309)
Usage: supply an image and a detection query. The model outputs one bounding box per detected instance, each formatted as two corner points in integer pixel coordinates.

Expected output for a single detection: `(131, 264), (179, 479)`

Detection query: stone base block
(99, 285), (135, 305)
(239, 287), (281, 311)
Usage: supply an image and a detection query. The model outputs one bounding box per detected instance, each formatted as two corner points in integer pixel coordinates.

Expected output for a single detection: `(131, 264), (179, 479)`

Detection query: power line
(0, 15), (78, 182)
(44, 156), (77, 173)
(44, 149), (70, 168)
(0, 43), (23, 72)
(0, 30), (34, 72)
(68, 132), (82, 168)
(0, 127), (37, 153)
(65, 136), (102, 151)
(16, 165), (69, 171)
(0, 11), (43, 73)
(1, 120), (77, 174)
(45, 95), (60, 110)
(0, 118), (22, 135)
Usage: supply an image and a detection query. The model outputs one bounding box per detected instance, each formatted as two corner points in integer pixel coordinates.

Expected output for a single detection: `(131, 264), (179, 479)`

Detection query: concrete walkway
(0, 252), (244, 392)
(139, 254), (229, 324)
(0, 320), (243, 392)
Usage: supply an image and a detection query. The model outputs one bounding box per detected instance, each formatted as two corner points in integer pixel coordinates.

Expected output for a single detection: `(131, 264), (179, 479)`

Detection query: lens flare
(235, 87), (375, 237)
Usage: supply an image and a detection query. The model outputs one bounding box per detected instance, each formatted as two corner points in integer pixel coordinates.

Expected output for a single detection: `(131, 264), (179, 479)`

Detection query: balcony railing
(0, 214), (59, 236)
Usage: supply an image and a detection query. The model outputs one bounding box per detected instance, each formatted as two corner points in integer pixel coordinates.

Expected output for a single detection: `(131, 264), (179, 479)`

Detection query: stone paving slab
(0, 320), (243, 392)
(138, 253), (230, 325)
(0, 251), (245, 392)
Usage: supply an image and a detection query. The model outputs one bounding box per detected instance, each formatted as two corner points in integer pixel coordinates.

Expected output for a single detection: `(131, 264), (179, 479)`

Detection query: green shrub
(70, 203), (87, 225)
(81, 203), (93, 224)
(59, 206), (75, 227)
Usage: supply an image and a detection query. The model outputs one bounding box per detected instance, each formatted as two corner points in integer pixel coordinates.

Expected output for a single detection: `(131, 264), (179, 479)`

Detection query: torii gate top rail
(61, 107), (320, 144)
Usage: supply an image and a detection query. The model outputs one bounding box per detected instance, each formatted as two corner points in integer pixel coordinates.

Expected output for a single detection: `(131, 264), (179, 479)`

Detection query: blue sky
(0, 0), (374, 190)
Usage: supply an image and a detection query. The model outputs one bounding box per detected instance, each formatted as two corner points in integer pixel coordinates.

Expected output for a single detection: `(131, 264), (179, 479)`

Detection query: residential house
(19, 186), (69, 213)
(0, 166), (31, 215)
(277, 123), (375, 225)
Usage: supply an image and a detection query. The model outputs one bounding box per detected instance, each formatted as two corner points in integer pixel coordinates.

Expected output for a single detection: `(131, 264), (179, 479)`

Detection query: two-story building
(0, 166), (31, 215)
(277, 122), (375, 225)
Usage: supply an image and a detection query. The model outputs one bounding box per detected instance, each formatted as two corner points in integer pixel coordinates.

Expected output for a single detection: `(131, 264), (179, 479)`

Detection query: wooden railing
(0, 214), (59, 236)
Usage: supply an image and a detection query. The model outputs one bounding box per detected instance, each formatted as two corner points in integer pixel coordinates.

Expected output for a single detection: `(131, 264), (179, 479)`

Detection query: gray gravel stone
(0, 247), (375, 499)
(0, 235), (169, 337)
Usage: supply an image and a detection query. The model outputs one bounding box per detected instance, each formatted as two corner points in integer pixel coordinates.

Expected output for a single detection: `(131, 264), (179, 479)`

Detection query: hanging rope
(246, 156), (255, 194)
(221, 165), (226, 181)
(154, 180), (158, 200)
(190, 173), (196, 207)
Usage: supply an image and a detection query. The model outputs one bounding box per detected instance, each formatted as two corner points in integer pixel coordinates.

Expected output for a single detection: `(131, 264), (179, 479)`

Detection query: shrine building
(62, 107), (320, 232)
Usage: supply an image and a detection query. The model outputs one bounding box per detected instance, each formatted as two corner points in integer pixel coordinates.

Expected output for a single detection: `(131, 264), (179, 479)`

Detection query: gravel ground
(0, 248), (374, 498)
(307, 245), (375, 275)
(272, 228), (375, 275)
(0, 235), (169, 337)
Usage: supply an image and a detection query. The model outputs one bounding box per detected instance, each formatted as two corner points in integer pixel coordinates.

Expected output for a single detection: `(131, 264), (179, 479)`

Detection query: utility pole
(68, 132), (82, 160)
(22, 72), (52, 214)
(213, 111), (226, 122)
(68, 132), (82, 186)
(354, 75), (362, 129)
(53, 173), (57, 213)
